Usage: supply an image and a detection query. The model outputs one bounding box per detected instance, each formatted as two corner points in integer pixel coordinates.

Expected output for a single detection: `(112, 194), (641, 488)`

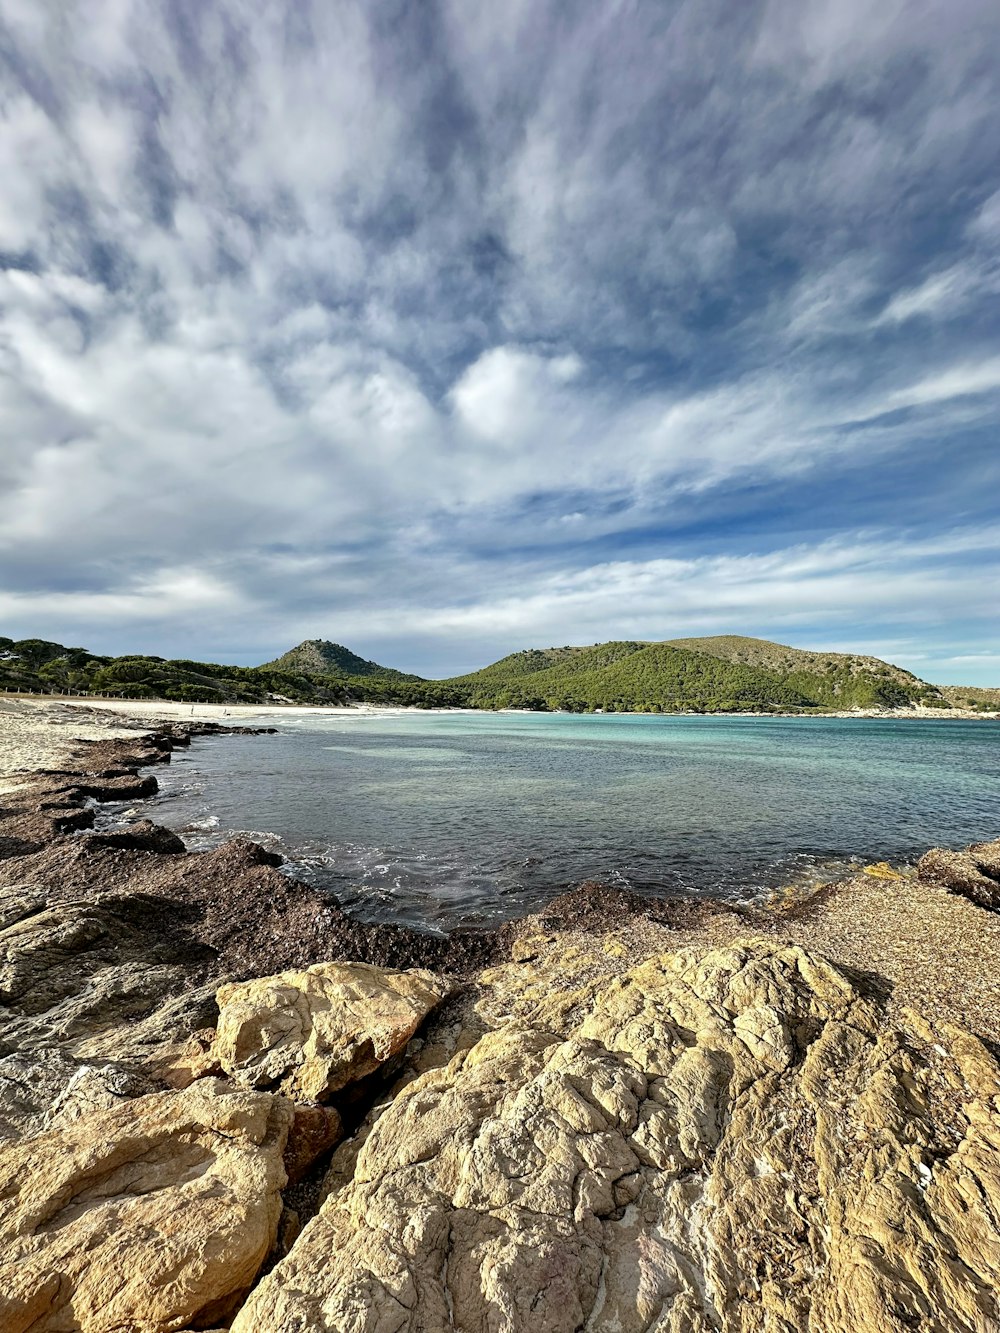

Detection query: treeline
(0, 638), (349, 705)
(0, 633), (957, 713)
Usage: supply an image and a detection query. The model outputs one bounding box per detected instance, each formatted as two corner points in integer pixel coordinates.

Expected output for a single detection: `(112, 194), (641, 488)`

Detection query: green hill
(260, 639), (419, 680)
(0, 631), (984, 713)
(449, 640), (812, 711)
(0, 636), (353, 705)
(445, 636), (952, 712)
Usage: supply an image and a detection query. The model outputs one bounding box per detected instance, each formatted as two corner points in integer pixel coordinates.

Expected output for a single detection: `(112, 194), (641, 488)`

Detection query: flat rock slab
(212, 960), (454, 1101)
(0, 1079), (292, 1333)
(233, 940), (1000, 1333)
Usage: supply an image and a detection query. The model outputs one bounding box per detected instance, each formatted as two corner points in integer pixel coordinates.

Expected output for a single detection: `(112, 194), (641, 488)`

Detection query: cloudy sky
(1, 0), (999, 682)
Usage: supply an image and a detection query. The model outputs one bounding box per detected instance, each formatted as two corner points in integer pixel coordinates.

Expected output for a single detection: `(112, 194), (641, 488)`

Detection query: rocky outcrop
(235, 940), (1000, 1333)
(0, 887), (219, 1139)
(4, 712), (1000, 1332)
(918, 835), (1000, 909)
(212, 961), (455, 1100)
(0, 1079), (292, 1333)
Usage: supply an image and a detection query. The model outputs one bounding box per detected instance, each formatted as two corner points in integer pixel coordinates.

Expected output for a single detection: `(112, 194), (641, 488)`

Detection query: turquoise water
(148, 711), (1000, 932)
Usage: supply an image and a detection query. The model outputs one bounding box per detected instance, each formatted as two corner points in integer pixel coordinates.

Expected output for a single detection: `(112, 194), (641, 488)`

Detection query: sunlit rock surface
(0, 1079), (292, 1333)
(211, 959), (454, 1100)
(234, 941), (1000, 1333)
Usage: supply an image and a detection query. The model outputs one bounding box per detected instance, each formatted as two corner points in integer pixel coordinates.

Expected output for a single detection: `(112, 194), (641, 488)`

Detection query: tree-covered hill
(0, 632), (979, 712)
(0, 636), (352, 704)
(444, 636), (953, 711)
(260, 639), (419, 680)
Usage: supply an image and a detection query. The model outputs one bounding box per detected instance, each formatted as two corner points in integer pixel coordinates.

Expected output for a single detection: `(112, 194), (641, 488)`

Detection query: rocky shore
(1, 698), (999, 1332)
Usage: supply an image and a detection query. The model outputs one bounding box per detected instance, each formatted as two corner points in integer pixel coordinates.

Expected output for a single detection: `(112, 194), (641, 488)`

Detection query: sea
(121, 710), (1000, 933)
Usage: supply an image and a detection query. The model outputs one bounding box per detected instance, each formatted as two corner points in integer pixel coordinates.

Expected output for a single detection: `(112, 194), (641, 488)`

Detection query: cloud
(0, 0), (998, 681)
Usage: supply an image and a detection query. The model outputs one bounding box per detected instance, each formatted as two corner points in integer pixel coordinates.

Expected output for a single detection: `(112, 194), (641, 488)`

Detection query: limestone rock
(234, 940), (1000, 1333)
(0, 1078), (292, 1332)
(212, 960), (454, 1101)
(918, 837), (1000, 909)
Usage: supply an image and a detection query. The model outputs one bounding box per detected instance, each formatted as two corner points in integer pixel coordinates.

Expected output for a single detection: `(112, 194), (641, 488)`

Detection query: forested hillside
(0, 633), (985, 712)
(446, 638), (951, 711)
(261, 639), (418, 680)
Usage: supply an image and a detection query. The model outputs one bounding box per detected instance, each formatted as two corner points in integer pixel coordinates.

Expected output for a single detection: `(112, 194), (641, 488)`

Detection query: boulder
(0, 1079), (292, 1332)
(233, 941), (1000, 1333)
(211, 960), (454, 1101)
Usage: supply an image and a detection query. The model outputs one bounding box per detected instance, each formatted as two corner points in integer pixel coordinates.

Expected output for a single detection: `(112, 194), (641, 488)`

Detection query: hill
(260, 639), (419, 680)
(448, 640), (812, 711)
(0, 636), (353, 705)
(1, 632), (992, 713)
(446, 636), (952, 712)
(0, 636), (459, 708)
(664, 635), (923, 683)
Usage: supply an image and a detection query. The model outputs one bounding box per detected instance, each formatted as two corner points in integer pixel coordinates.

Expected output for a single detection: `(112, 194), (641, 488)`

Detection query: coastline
(3, 695), (999, 1039)
(3, 690), (998, 724)
(3, 696), (1000, 1328)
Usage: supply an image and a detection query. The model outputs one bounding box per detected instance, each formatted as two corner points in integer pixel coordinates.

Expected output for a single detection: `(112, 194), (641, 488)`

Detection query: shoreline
(3, 696), (1000, 1327)
(4, 690), (998, 723)
(2, 695), (999, 1038)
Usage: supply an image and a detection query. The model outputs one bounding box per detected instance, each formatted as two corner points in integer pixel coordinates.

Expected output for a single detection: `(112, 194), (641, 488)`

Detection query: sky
(1, 1), (999, 683)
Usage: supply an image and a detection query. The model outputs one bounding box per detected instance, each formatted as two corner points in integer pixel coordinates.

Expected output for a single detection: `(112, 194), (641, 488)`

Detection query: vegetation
(260, 639), (419, 680)
(0, 633), (988, 714)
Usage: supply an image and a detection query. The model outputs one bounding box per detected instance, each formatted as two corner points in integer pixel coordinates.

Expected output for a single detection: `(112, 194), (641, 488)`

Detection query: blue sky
(1, 0), (998, 682)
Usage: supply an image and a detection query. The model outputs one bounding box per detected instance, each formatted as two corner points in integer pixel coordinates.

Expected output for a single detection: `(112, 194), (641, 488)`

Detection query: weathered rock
(0, 1079), (292, 1332)
(0, 890), (220, 1137)
(234, 940), (1000, 1333)
(918, 837), (1000, 909)
(79, 818), (187, 854)
(0, 892), (215, 1054)
(212, 960), (454, 1100)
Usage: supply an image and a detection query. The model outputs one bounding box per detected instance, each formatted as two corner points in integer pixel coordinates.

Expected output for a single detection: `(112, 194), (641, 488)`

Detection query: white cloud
(0, 0), (997, 676)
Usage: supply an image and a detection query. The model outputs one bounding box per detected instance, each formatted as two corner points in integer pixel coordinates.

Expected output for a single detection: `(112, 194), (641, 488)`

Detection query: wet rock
(234, 940), (1000, 1333)
(212, 960), (454, 1101)
(79, 819), (187, 854)
(0, 1079), (292, 1332)
(918, 836), (1000, 909)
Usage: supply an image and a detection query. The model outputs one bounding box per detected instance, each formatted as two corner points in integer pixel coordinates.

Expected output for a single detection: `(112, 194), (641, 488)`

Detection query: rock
(79, 819), (187, 854)
(0, 1079), (292, 1332)
(212, 960), (454, 1101)
(233, 940), (1000, 1333)
(284, 1102), (344, 1185)
(0, 892), (214, 1055)
(918, 837), (1000, 909)
(0, 890), (220, 1137)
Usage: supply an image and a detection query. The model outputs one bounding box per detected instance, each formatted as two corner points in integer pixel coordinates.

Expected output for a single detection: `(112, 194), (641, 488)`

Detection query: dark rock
(283, 1103), (343, 1185)
(80, 820), (186, 855)
(917, 839), (1000, 910)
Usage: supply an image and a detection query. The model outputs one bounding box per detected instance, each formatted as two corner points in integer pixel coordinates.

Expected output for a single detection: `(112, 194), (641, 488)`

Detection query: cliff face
(2, 707), (1000, 1331)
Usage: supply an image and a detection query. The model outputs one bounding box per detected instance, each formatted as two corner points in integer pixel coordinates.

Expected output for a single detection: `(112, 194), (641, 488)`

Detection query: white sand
(0, 698), (141, 794)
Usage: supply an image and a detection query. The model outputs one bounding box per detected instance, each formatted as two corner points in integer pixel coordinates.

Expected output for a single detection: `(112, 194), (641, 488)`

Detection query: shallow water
(140, 711), (1000, 932)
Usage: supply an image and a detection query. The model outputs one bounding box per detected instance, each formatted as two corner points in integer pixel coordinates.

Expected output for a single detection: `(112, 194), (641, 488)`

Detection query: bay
(142, 711), (1000, 932)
